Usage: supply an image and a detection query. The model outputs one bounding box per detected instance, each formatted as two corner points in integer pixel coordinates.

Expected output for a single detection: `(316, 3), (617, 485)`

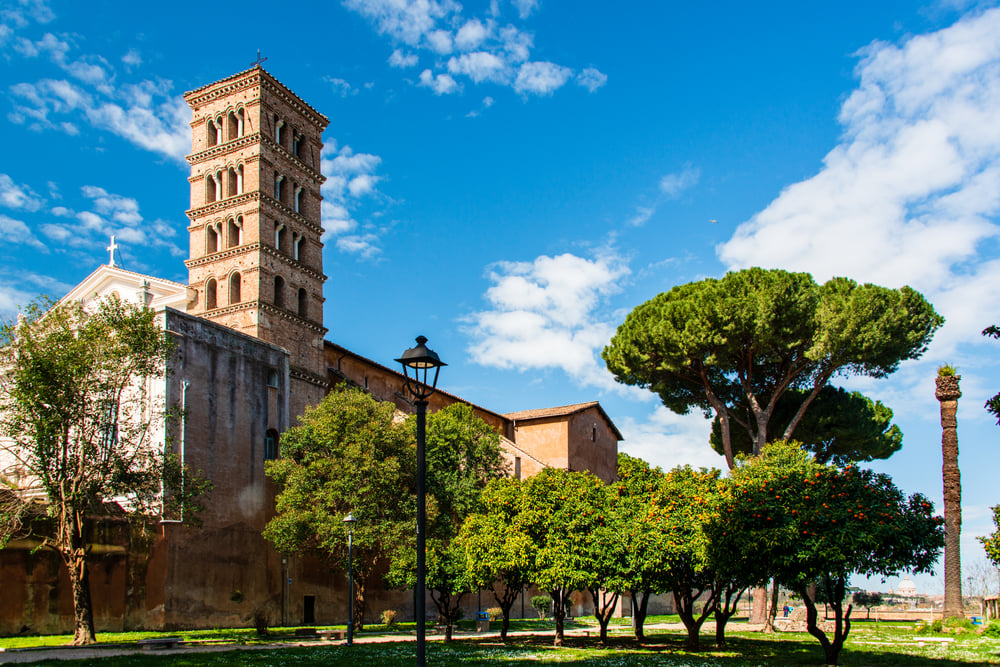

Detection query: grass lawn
(3, 619), (998, 666)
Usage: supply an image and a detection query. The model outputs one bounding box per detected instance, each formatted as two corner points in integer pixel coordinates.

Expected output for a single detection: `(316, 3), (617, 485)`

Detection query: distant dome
(898, 576), (918, 596)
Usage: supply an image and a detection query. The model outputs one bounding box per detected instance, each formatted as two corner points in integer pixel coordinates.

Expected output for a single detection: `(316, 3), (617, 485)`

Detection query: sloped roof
(504, 401), (624, 441)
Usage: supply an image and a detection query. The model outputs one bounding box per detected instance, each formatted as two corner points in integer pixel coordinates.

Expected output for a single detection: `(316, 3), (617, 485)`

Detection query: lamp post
(396, 336), (445, 667)
(343, 513), (357, 646)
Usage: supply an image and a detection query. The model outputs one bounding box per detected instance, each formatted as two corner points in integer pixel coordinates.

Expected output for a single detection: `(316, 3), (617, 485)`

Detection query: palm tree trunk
(936, 373), (963, 619)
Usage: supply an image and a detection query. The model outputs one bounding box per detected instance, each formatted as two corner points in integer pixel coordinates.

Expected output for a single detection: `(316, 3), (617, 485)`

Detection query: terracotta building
(0, 66), (622, 634)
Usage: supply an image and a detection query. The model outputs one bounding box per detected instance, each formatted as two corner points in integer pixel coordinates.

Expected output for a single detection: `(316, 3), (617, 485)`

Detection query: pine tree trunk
(936, 374), (963, 619)
(66, 548), (96, 645)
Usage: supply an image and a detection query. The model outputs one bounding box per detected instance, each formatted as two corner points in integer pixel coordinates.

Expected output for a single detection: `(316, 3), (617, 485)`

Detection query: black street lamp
(396, 336), (445, 667)
(343, 512), (357, 646)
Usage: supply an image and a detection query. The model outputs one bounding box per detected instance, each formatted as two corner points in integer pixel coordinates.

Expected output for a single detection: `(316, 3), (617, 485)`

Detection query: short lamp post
(396, 336), (445, 667)
(344, 513), (357, 646)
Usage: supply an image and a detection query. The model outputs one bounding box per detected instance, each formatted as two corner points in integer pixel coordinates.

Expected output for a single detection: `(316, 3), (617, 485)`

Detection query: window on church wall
(514, 456), (522, 480)
(206, 278), (217, 310)
(206, 175), (217, 203)
(293, 133), (303, 157)
(206, 225), (219, 253)
(297, 288), (307, 318)
(227, 218), (240, 248)
(229, 272), (241, 304)
(207, 120), (218, 148)
(293, 234), (303, 261)
(215, 171), (223, 201)
(236, 165), (244, 194)
(274, 173), (284, 202)
(276, 224), (288, 253)
(265, 429), (278, 460)
(274, 275), (285, 308)
(227, 167), (238, 197)
(294, 185), (302, 213)
(274, 115), (285, 146)
(227, 111), (239, 141)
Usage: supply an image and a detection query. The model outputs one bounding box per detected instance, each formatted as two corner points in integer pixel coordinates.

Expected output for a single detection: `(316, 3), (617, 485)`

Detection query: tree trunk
(631, 589), (650, 643)
(937, 373), (963, 619)
(550, 589), (569, 646)
(750, 584), (768, 624)
(65, 548), (96, 645)
(762, 579), (779, 633)
(799, 577), (851, 666)
(588, 587), (619, 646)
(489, 580), (521, 642)
(713, 582), (744, 648)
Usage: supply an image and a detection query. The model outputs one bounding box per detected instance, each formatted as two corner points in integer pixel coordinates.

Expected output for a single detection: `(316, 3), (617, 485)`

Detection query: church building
(0, 66), (621, 634)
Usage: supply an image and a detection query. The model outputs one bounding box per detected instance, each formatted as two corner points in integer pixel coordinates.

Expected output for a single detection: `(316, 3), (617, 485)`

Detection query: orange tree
(457, 477), (534, 641)
(612, 453), (672, 642)
(705, 442), (943, 666)
(519, 468), (625, 646)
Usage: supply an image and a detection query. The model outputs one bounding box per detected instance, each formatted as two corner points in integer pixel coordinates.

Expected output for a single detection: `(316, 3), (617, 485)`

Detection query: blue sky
(2, 0), (1000, 595)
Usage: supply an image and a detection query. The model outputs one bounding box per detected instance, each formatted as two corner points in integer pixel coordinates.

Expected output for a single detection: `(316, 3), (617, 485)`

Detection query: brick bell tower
(183, 66), (329, 413)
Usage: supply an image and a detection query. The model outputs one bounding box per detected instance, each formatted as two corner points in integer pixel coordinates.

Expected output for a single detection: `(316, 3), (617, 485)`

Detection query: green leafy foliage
(457, 477), (535, 640)
(263, 386), (415, 630)
(520, 468), (624, 646)
(706, 442), (944, 665)
(978, 505), (1000, 567)
(710, 386), (903, 465)
(0, 295), (207, 645)
(603, 268), (942, 468)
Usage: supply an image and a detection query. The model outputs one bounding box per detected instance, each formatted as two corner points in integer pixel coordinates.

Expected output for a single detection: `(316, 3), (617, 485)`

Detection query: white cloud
(455, 19), (489, 51)
(121, 48), (141, 69)
(0, 214), (46, 250)
(81, 185), (141, 225)
(509, 0), (539, 19)
(343, 0), (592, 99)
(627, 206), (655, 227)
(325, 76), (356, 97)
(514, 61), (571, 95)
(419, 68), (461, 95)
(659, 165), (700, 198)
(465, 251), (630, 389)
(576, 67), (607, 93)
(618, 406), (724, 473)
(319, 143), (388, 255)
(447, 51), (509, 84)
(0, 174), (44, 211)
(389, 48), (418, 68)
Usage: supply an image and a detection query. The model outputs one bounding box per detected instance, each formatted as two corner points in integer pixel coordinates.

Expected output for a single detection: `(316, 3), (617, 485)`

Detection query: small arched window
(207, 120), (218, 147)
(227, 218), (241, 248)
(265, 429), (278, 460)
(297, 288), (307, 319)
(206, 278), (217, 310)
(236, 165), (244, 194)
(293, 234), (302, 261)
(206, 175), (217, 203)
(229, 272), (241, 304)
(274, 115), (285, 146)
(293, 132), (302, 157)
(227, 111), (239, 141)
(294, 185), (303, 214)
(227, 167), (238, 197)
(274, 173), (284, 202)
(274, 275), (285, 308)
(206, 225), (219, 253)
(277, 224), (288, 253)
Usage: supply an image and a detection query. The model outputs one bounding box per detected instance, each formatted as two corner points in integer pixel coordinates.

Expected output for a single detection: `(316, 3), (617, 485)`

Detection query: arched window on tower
(227, 218), (241, 248)
(205, 278), (217, 310)
(292, 233), (301, 261)
(265, 429), (278, 460)
(293, 132), (303, 157)
(294, 185), (303, 214)
(227, 111), (239, 141)
(206, 175), (217, 203)
(274, 173), (284, 202)
(274, 115), (285, 146)
(227, 167), (238, 197)
(236, 108), (244, 136)
(276, 224), (288, 253)
(236, 165), (244, 194)
(229, 272), (241, 304)
(207, 120), (218, 147)
(274, 275), (285, 309)
(298, 288), (307, 319)
(206, 224), (219, 253)
(215, 171), (223, 201)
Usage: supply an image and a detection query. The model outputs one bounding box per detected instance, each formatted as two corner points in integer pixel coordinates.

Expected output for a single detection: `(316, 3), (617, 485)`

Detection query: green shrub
(380, 609), (397, 627)
(982, 620), (1000, 638)
(944, 616), (974, 633)
(531, 595), (551, 619)
(487, 607), (503, 622)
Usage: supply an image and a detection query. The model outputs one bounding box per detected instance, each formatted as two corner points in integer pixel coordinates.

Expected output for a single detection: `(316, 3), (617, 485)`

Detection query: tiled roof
(505, 401), (624, 441)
